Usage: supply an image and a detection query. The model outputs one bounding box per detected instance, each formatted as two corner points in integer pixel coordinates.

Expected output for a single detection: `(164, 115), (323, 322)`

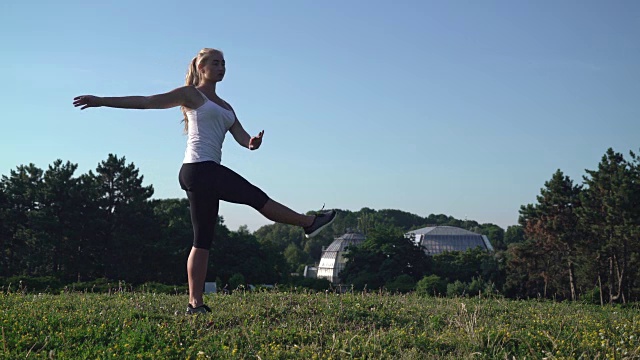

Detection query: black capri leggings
(179, 161), (269, 249)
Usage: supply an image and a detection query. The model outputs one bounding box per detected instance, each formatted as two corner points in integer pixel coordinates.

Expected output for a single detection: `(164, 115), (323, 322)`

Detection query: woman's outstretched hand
(73, 95), (102, 110)
(249, 130), (264, 150)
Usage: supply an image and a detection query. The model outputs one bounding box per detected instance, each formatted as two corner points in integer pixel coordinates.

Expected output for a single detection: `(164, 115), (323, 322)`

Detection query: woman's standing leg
(187, 247), (209, 307)
(184, 189), (219, 310)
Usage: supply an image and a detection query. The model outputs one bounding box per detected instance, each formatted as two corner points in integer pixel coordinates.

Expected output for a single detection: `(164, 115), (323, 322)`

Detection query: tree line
(1, 148), (638, 303)
(0, 153), (508, 287)
(338, 147), (640, 304)
(509, 148), (640, 304)
(0, 154), (286, 288)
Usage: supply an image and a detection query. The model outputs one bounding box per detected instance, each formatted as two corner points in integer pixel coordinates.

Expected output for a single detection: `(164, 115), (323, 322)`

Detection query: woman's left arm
(228, 108), (264, 150)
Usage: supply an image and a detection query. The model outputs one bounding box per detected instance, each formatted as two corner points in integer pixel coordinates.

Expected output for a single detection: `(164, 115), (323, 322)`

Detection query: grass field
(1, 290), (639, 359)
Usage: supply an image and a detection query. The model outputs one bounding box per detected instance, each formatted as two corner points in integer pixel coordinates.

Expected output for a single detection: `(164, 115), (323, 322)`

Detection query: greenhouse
(315, 232), (366, 284)
(405, 226), (494, 255)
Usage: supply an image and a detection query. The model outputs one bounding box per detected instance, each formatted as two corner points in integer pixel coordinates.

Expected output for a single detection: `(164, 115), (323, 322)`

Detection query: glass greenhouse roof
(406, 226), (494, 255)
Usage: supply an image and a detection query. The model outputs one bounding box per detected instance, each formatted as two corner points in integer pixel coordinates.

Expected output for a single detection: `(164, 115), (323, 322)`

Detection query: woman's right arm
(73, 86), (199, 110)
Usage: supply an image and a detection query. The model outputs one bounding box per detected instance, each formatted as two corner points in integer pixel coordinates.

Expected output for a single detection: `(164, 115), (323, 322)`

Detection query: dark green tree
(211, 218), (287, 286)
(578, 148), (639, 304)
(254, 223), (305, 253)
(431, 247), (502, 287)
(477, 224), (505, 250)
(29, 160), (95, 281)
(0, 185), (8, 275)
(340, 226), (430, 290)
(515, 170), (583, 300)
(628, 150), (640, 300)
(71, 172), (104, 281)
(528, 170), (581, 299)
(376, 209), (426, 230)
(503, 237), (547, 299)
(92, 154), (155, 282)
(504, 225), (525, 246)
(150, 198), (193, 284)
(0, 164), (44, 276)
(283, 243), (304, 272)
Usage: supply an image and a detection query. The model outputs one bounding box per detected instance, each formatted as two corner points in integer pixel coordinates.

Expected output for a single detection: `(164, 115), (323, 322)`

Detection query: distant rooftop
(407, 226), (481, 236)
(323, 232), (366, 253)
(406, 226), (494, 255)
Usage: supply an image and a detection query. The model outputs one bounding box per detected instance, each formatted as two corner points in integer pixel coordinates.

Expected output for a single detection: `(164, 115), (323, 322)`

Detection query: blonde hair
(182, 48), (223, 132)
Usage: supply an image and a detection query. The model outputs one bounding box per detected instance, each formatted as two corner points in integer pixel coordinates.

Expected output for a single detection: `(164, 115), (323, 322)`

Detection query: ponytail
(185, 57), (200, 87)
(181, 57), (200, 132)
(181, 48), (223, 133)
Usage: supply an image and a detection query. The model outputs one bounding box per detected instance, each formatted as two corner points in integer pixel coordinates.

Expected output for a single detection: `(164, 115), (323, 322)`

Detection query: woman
(73, 48), (336, 314)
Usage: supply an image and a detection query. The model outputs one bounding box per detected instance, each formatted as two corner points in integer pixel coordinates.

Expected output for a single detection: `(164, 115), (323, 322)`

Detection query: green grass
(1, 291), (639, 359)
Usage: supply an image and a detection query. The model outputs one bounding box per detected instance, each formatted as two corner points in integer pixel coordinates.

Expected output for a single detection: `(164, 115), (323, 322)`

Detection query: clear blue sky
(1, 1), (638, 232)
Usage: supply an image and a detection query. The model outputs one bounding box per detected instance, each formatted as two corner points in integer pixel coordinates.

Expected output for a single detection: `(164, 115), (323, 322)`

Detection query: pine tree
(578, 148), (637, 304)
(516, 170), (582, 300)
(0, 164), (44, 276)
(92, 154), (155, 282)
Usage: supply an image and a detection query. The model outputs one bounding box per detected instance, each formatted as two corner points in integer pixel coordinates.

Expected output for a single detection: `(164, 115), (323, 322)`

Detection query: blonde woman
(74, 48), (336, 314)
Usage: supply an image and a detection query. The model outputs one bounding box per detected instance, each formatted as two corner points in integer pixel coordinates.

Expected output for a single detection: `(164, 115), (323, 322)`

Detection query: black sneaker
(304, 210), (337, 238)
(186, 304), (211, 315)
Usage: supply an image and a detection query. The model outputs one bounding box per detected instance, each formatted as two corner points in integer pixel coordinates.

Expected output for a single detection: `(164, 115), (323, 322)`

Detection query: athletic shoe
(186, 304), (211, 315)
(304, 210), (337, 238)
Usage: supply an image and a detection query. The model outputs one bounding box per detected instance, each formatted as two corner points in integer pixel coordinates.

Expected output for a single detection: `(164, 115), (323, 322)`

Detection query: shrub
(385, 274), (416, 293)
(580, 287), (602, 305)
(482, 281), (502, 298)
(0, 276), (63, 293)
(228, 273), (246, 290)
(416, 275), (446, 297)
(67, 278), (114, 293)
(467, 277), (486, 296)
(136, 282), (188, 294)
(289, 276), (331, 291)
(446, 280), (467, 297)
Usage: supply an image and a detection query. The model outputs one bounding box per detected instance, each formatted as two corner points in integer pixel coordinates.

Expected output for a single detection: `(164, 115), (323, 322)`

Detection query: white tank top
(183, 89), (236, 164)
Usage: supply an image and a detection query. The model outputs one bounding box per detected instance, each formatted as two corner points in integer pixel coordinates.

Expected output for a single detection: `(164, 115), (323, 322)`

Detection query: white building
(316, 232), (366, 284)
